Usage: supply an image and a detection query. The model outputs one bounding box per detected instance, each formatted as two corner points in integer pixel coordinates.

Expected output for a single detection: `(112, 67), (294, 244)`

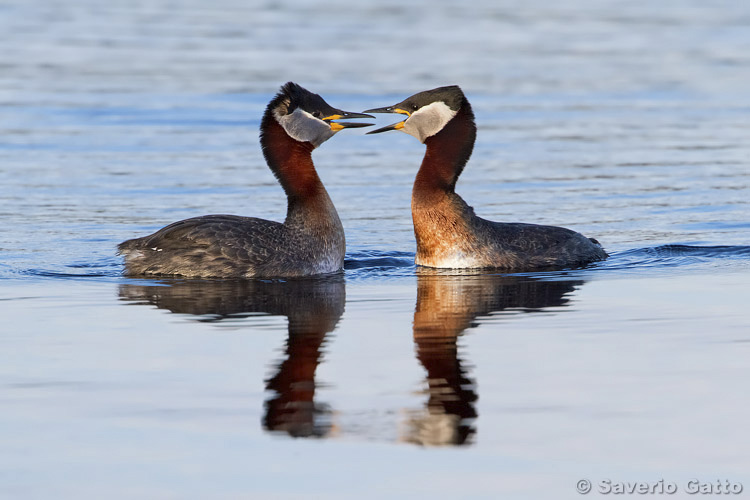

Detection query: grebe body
(119, 83), (372, 278)
(365, 86), (607, 270)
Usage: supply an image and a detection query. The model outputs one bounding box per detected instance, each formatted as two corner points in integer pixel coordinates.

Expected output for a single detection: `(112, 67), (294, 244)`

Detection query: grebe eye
(412, 104), (419, 111)
(312, 111), (322, 118)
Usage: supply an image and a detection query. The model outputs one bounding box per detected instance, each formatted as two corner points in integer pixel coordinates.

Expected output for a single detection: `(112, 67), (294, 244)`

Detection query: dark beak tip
(362, 106), (394, 114)
(339, 111), (375, 120)
(341, 122), (374, 129)
(366, 124), (399, 135)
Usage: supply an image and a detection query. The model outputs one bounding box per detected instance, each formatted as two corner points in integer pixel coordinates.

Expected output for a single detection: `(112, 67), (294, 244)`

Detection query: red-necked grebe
(119, 82), (373, 278)
(364, 85), (607, 270)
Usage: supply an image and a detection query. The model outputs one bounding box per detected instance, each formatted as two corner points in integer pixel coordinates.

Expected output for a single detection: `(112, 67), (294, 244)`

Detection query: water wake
(344, 245), (750, 280)
(602, 245), (750, 272)
(7, 245), (750, 283)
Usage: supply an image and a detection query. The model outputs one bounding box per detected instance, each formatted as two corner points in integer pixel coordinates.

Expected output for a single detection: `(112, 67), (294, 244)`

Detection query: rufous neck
(413, 102), (476, 204)
(260, 115), (333, 217)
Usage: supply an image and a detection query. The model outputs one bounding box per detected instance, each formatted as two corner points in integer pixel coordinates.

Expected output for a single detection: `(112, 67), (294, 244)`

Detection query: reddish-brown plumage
(413, 101), (476, 200)
(260, 112), (324, 205)
(411, 101), (480, 267)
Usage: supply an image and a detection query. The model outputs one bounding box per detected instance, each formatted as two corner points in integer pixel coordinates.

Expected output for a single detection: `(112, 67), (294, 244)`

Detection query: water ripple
(344, 250), (416, 280)
(342, 245), (750, 281)
(605, 244), (750, 271)
(6, 245), (750, 283)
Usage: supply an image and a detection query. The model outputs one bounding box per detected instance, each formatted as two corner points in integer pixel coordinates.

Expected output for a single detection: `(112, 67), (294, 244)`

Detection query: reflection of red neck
(263, 331), (327, 435)
(413, 102), (476, 204)
(266, 331), (326, 402)
(412, 277), (479, 444)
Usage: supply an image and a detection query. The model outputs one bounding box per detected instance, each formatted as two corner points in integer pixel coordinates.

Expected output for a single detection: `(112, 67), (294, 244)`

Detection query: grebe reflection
(405, 271), (583, 446)
(119, 276), (345, 438)
(118, 271), (587, 445)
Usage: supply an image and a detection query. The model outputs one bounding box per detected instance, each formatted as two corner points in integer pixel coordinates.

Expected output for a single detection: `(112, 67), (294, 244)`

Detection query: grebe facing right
(365, 86), (607, 270)
(119, 82), (373, 278)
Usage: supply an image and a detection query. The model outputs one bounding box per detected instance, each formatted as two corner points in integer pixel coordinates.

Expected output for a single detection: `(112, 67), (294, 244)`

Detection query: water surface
(2, 1), (750, 498)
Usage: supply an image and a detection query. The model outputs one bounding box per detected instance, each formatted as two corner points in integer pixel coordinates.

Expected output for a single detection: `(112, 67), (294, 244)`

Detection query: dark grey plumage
(467, 217), (608, 269)
(118, 214), (343, 278)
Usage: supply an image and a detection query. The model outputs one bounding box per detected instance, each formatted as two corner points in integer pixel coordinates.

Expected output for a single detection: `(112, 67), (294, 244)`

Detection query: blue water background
(1, 1), (750, 499)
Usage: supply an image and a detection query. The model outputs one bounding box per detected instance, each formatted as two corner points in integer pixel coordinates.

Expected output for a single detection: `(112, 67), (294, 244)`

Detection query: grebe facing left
(365, 86), (607, 270)
(119, 82), (373, 278)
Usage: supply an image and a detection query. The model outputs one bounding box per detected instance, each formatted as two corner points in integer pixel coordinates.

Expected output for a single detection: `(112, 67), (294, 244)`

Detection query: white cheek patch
(402, 101), (458, 143)
(275, 108), (335, 148)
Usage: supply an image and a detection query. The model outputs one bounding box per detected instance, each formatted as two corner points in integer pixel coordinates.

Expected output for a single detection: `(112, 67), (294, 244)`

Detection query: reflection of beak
(323, 111), (375, 131)
(362, 106), (410, 134)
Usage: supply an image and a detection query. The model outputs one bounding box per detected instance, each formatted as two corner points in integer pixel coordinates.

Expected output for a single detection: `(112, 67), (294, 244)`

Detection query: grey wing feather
(480, 220), (607, 268)
(119, 215), (292, 277)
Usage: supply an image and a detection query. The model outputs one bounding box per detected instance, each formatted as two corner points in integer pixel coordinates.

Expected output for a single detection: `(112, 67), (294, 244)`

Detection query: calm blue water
(2, 1), (750, 499)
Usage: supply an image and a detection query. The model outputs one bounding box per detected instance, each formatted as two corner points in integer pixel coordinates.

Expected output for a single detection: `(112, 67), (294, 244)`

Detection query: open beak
(323, 111), (375, 131)
(361, 105), (411, 134)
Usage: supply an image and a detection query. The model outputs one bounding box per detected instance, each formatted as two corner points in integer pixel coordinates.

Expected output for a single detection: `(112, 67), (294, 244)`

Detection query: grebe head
(364, 86), (466, 143)
(267, 82), (374, 148)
